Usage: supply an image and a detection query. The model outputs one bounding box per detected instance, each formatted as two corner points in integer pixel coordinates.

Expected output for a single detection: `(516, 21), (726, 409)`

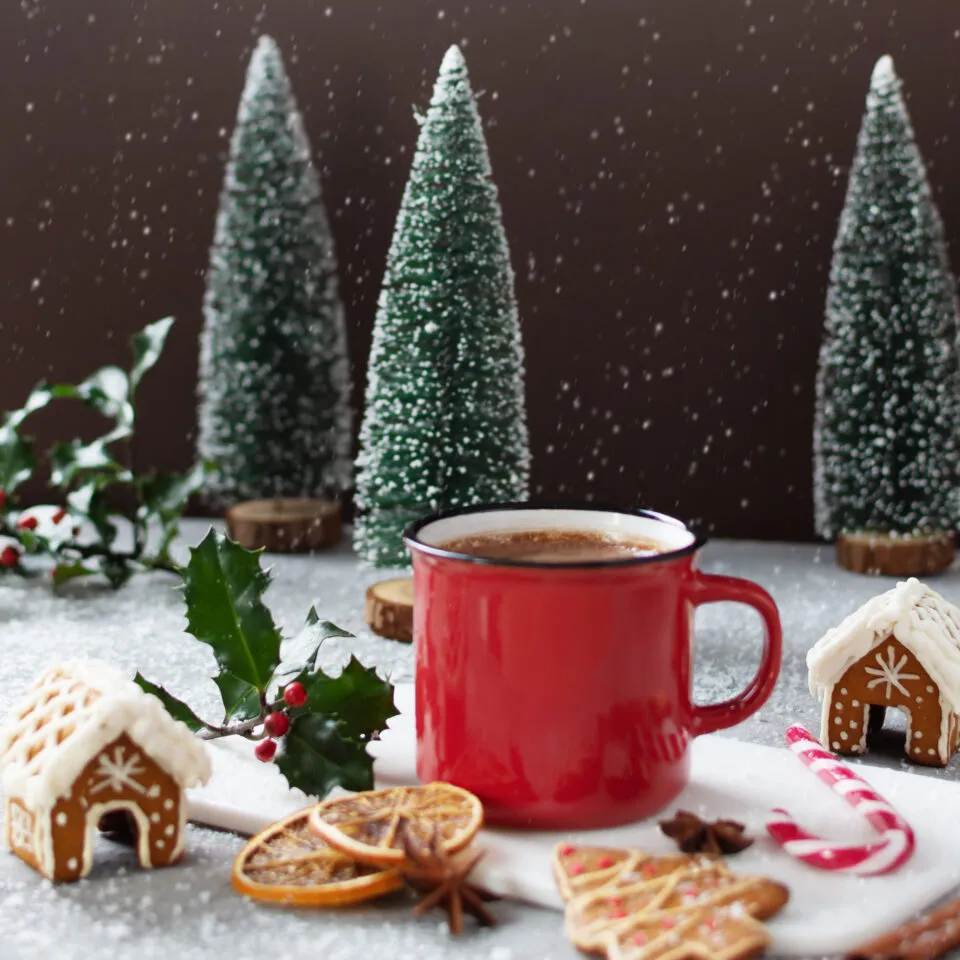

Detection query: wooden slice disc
(835, 531), (955, 577)
(365, 578), (414, 643)
(225, 498), (341, 554)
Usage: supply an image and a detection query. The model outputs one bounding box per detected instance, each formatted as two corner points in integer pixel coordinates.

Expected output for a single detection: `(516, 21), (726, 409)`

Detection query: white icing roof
(807, 578), (960, 713)
(0, 659), (211, 812)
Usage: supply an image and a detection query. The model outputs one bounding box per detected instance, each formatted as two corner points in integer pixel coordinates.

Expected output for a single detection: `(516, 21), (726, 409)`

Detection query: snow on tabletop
(0, 658), (210, 812)
(3, 523), (960, 959)
(806, 578), (960, 713)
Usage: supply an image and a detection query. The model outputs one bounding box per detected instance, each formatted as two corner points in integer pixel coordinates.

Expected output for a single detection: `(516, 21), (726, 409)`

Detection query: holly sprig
(136, 529), (397, 798)
(0, 318), (209, 588)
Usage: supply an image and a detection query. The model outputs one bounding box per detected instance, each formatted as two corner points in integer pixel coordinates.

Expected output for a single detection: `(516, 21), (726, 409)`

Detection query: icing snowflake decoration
(864, 645), (920, 700)
(89, 745), (147, 796)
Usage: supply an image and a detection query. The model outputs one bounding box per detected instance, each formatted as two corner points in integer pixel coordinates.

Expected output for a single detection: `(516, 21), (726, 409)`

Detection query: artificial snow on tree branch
(197, 35), (352, 507)
(813, 55), (960, 540)
(353, 46), (530, 567)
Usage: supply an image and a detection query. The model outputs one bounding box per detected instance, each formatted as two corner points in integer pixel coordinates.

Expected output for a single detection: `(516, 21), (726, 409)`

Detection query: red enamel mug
(404, 503), (782, 829)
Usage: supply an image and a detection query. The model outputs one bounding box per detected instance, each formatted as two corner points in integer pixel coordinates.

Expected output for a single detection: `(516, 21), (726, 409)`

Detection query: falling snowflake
(89, 745), (147, 795)
(864, 645), (920, 700)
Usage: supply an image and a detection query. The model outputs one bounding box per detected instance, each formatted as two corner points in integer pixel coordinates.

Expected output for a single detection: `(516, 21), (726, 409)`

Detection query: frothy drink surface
(439, 529), (666, 563)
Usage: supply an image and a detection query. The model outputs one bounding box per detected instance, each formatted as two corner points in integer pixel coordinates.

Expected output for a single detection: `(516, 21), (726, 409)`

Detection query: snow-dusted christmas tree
(354, 46), (530, 567)
(197, 36), (351, 506)
(814, 56), (960, 566)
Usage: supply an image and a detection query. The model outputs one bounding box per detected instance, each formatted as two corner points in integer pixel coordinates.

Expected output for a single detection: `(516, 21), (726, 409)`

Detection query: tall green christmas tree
(354, 46), (530, 566)
(814, 55), (960, 540)
(197, 36), (351, 505)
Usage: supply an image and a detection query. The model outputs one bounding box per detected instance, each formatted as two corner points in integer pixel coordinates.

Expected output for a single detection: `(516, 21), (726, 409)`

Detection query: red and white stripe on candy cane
(765, 725), (916, 876)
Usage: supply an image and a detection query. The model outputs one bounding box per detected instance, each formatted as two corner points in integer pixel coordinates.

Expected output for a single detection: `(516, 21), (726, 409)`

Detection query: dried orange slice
(232, 808), (403, 906)
(308, 783), (483, 867)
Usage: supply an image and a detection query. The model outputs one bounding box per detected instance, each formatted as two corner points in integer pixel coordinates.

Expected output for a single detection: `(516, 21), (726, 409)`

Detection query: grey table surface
(1, 520), (958, 960)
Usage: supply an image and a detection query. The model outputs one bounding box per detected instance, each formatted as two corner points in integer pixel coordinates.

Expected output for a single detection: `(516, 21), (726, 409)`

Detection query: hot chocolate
(438, 528), (667, 564)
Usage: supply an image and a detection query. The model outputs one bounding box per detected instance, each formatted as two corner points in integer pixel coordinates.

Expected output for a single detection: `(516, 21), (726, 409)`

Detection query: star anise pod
(396, 819), (499, 935)
(658, 809), (754, 856)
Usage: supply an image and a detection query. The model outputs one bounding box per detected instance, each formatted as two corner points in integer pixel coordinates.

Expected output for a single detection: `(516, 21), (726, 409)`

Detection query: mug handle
(685, 571), (783, 737)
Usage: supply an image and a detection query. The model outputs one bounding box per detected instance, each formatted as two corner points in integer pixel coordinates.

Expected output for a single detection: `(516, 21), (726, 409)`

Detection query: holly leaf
(139, 463), (208, 523)
(51, 560), (98, 587)
(213, 672), (262, 721)
(0, 427), (35, 494)
(130, 317), (175, 394)
(275, 714), (375, 797)
(270, 608), (355, 692)
(100, 555), (134, 590)
(183, 529), (281, 706)
(74, 367), (132, 424)
(299, 656), (397, 740)
(68, 482), (118, 547)
(49, 438), (128, 488)
(134, 674), (207, 733)
(304, 606), (354, 639)
(4, 383), (56, 432)
(138, 462), (210, 561)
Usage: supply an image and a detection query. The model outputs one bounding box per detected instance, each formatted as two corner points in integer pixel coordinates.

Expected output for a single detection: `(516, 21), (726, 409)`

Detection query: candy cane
(765, 725), (916, 876)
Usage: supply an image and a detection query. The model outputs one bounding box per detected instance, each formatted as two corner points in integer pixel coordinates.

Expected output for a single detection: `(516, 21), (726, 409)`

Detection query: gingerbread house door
(829, 637), (942, 764)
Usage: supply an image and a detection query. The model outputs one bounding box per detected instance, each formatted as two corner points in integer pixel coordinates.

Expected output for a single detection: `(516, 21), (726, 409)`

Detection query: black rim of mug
(402, 500), (707, 569)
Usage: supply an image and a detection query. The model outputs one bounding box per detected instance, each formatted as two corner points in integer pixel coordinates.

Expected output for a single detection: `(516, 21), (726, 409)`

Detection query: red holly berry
(0, 545), (19, 568)
(0, 490), (7, 509)
(17, 516), (37, 531)
(283, 681), (307, 708)
(254, 739), (277, 762)
(52, 509), (66, 525)
(264, 711), (290, 737)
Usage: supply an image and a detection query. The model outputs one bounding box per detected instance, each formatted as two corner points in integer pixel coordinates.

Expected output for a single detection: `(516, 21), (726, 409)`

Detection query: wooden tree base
(365, 578), (414, 643)
(836, 531), (955, 577)
(225, 498), (341, 553)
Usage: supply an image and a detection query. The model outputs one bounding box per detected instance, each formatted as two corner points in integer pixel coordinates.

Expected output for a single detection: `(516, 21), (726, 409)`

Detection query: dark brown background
(2, 0), (959, 540)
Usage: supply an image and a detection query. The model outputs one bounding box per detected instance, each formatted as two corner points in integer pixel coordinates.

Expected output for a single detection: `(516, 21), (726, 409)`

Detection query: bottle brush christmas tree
(354, 46), (530, 567)
(197, 36), (352, 520)
(813, 55), (960, 575)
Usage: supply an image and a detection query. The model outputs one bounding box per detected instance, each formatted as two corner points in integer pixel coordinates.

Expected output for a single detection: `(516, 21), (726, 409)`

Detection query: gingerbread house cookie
(807, 578), (960, 766)
(0, 659), (211, 881)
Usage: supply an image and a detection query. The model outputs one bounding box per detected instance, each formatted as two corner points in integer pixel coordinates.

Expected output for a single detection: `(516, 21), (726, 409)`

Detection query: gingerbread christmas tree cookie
(553, 843), (789, 960)
(605, 903), (773, 960)
(566, 865), (788, 952)
(807, 578), (960, 766)
(553, 844), (710, 902)
(0, 659), (211, 882)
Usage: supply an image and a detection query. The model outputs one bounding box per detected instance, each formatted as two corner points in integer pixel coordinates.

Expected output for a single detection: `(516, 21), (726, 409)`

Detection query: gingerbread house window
(0, 659), (210, 882)
(807, 578), (960, 767)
